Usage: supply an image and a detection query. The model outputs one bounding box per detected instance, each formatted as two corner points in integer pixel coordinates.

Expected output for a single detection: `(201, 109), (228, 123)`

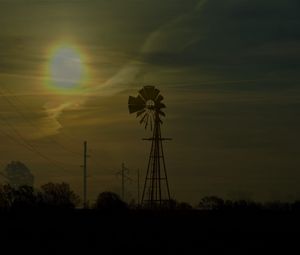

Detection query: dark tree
(0, 184), (37, 210)
(38, 182), (80, 209)
(12, 185), (37, 209)
(94, 191), (128, 211)
(167, 199), (193, 210)
(291, 201), (300, 211)
(177, 202), (193, 210)
(264, 201), (290, 212)
(0, 184), (15, 210)
(198, 196), (225, 210)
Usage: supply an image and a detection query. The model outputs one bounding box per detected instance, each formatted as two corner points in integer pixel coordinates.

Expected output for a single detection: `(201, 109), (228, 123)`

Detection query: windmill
(128, 86), (171, 208)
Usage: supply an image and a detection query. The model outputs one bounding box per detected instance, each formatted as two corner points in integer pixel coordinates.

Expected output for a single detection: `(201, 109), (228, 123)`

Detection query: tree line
(0, 182), (128, 211)
(1, 183), (300, 212)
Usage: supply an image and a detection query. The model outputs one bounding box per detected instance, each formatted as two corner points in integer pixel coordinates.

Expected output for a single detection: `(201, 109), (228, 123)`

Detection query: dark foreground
(1, 210), (300, 254)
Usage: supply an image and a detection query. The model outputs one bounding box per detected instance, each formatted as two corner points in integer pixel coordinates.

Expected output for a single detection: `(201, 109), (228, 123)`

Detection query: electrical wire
(0, 104), (77, 172)
(0, 86), (81, 156)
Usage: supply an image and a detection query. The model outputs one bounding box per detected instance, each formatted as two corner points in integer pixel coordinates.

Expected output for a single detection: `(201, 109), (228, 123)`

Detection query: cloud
(91, 0), (300, 96)
(141, 0), (207, 54)
(88, 0), (206, 94)
(137, 0), (300, 81)
(1, 0), (300, 139)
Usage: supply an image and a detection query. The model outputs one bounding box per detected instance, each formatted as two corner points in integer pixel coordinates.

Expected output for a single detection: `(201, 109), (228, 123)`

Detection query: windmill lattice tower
(128, 86), (171, 208)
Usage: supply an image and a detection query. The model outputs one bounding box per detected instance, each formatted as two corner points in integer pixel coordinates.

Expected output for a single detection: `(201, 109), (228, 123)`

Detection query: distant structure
(82, 141), (89, 208)
(128, 86), (171, 208)
(116, 162), (131, 202)
(1, 161), (34, 188)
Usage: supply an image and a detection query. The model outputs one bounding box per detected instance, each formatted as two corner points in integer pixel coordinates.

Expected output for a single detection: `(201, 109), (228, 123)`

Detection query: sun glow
(46, 43), (87, 93)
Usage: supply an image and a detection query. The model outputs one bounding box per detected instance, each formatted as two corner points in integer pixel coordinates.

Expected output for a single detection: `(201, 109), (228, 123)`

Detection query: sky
(0, 0), (299, 204)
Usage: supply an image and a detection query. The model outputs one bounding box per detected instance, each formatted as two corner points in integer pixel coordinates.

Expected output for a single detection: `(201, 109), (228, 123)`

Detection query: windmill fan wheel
(128, 86), (166, 130)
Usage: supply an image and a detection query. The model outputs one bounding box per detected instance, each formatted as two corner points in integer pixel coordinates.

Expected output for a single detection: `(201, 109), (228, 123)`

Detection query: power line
(0, 107), (75, 172)
(0, 86), (81, 156)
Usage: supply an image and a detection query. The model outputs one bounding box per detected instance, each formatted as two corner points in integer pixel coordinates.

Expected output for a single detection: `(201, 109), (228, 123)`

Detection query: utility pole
(137, 169), (140, 206)
(83, 141), (88, 208)
(121, 162), (125, 201)
(116, 163), (131, 202)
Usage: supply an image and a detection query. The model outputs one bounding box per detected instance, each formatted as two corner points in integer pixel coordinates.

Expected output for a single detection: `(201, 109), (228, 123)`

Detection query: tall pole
(137, 169), (140, 205)
(121, 162), (125, 201)
(83, 141), (87, 208)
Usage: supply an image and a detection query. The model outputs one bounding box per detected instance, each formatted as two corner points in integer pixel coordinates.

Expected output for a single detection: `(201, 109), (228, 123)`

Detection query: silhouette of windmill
(128, 86), (171, 208)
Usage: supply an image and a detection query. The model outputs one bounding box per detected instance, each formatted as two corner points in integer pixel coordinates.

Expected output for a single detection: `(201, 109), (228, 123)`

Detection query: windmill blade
(139, 112), (148, 125)
(128, 95), (145, 113)
(136, 94), (146, 104)
(136, 109), (146, 117)
(158, 110), (166, 117)
(152, 88), (160, 101)
(156, 103), (166, 110)
(139, 85), (157, 101)
(138, 87), (148, 101)
(144, 114), (149, 129)
(144, 86), (158, 100)
(129, 95), (145, 107)
(155, 94), (164, 104)
(128, 102), (144, 114)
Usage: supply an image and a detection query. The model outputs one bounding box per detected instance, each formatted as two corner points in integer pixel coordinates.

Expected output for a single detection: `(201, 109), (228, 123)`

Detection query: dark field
(2, 209), (300, 254)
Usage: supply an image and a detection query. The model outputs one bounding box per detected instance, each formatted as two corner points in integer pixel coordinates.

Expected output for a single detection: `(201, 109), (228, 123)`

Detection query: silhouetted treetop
(38, 182), (80, 209)
(94, 191), (128, 211)
(0, 184), (37, 210)
(198, 196), (225, 210)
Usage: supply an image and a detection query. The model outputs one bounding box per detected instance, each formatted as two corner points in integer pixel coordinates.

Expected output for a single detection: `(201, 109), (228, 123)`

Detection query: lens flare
(46, 44), (87, 93)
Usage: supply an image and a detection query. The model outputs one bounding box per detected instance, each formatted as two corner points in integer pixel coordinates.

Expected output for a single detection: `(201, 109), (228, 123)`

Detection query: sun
(46, 44), (87, 93)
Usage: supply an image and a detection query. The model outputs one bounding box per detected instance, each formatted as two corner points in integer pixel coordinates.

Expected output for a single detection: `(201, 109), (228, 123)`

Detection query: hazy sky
(0, 0), (299, 204)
